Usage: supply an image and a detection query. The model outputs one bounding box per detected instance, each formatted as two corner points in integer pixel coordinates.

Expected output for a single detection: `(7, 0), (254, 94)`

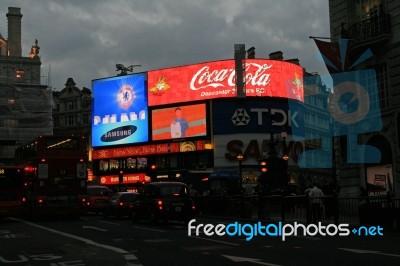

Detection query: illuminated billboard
(148, 59), (303, 106)
(92, 74), (148, 147)
(152, 103), (207, 141)
(366, 164), (393, 196)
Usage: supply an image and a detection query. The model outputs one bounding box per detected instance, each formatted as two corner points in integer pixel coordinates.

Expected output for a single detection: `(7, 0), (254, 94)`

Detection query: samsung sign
(213, 99), (303, 135)
(92, 74), (149, 147)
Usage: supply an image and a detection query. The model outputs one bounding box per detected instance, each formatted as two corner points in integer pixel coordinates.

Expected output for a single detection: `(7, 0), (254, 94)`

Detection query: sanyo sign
(213, 134), (304, 168)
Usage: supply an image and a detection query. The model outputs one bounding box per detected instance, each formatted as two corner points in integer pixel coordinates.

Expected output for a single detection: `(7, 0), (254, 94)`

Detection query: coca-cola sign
(148, 59), (303, 106)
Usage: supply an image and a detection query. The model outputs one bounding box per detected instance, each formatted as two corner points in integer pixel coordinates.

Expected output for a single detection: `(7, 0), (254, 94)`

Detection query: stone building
(52, 78), (92, 139)
(0, 7), (52, 165)
(329, 0), (400, 197)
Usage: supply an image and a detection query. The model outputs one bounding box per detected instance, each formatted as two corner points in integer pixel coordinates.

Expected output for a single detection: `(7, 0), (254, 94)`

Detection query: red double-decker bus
(15, 135), (88, 218)
(0, 166), (25, 219)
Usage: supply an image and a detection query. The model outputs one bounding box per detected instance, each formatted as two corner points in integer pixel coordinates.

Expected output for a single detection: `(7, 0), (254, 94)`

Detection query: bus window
(46, 137), (79, 150)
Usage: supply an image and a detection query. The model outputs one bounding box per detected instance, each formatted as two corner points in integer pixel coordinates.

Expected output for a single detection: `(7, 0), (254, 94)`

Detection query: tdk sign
(213, 99), (300, 135)
(231, 108), (299, 127)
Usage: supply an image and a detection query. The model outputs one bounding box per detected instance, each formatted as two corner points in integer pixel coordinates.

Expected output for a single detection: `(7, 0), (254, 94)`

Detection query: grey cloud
(0, 0), (330, 90)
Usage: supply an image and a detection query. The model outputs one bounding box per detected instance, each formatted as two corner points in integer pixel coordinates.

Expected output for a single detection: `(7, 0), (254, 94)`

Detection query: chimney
(269, 51), (283, 60)
(285, 58), (300, 65)
(247, 47), (255, 59)
(7, 7), (23, 57)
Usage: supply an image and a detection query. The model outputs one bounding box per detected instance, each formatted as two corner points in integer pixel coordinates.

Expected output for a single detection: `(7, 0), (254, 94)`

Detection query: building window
(15, 68), (25, 82)
(355, 0), (384, 21)
(83, 99), (91, 109)
(376, 63), (389, 109)
(156, 156), (168, 169)
(109, 159), (119, 170)
(68, 100), (74, 111)
(83, 114), (89, 125)
(99, 160), (109, 172)
(68, 115), (74, 126)
(127, 158), (137, 169)
(137, 157), (147, 169)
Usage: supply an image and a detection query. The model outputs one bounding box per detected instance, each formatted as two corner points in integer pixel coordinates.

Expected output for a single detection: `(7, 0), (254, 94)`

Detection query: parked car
(85, 185), (111, 214)
(132, 182), (196, 224)
(103, 192), (139, 218)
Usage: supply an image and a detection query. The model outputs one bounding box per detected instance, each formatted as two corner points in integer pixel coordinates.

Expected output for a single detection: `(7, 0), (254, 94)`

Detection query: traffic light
(118, 170), (124, 184)
(259, 159), (268, 173)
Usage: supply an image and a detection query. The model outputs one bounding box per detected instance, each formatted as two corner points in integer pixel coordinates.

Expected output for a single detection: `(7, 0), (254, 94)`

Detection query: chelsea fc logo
(117, 85), (135, 110)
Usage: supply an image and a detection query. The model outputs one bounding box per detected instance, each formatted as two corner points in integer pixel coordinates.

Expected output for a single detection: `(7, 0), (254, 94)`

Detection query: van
(86, 185), (111, 214)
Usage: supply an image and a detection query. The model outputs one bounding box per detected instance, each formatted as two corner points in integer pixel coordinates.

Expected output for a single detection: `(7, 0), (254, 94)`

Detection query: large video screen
(92, 74), (148, 147)
(152, 103), (207, 141)
(147, 59), (303, 106)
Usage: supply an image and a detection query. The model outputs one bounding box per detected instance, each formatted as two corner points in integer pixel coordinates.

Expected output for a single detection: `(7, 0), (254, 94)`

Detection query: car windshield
(121, 194), (136, 202)
(158, 184), (188, 197)
(110, 194), (120, 200)
(88, 187), (110, 196)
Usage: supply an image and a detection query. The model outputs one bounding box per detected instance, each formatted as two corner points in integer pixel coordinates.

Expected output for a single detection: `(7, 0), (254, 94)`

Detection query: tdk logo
(232, 108), (250, 126)
(231, 108), (299, 127)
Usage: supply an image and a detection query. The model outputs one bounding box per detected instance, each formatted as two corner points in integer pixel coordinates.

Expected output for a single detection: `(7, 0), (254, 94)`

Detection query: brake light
(192, 204), (196, 211)
(119, 202), (124, 206)
(157, 200), (163, 210)
(22, 197), (26, 202)
(38, 199), (43, 204)
(173, 193), (180, 197)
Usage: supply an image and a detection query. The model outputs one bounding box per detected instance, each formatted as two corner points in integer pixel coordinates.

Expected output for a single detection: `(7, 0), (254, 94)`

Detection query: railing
(342, 13), (391, 42)
(194, 194), (400, 228)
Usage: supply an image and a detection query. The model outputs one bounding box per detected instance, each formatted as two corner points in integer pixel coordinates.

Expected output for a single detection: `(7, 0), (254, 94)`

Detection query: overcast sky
(0, 0), (330, 91)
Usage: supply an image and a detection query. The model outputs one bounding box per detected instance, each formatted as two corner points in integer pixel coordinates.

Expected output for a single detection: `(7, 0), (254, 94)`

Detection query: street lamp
(118, 170), (124, 192)
(281, 131), (289, 161)
(167, 143), (171, 180)
(258, 132), (290, 194)
(116, 64), (141, 76)
(236, 153), (244, 188)
(236, 153), (245, 217)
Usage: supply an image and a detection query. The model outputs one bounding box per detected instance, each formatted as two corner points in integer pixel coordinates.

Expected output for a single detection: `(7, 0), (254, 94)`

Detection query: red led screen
(148, 59), (303, 106)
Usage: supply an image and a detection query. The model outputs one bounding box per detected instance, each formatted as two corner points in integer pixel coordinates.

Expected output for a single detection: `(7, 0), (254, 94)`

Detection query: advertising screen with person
(152, 103), (207, 141)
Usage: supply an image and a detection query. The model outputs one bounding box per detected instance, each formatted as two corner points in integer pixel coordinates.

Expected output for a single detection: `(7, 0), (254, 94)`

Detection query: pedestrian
(309, 183), (324, 223)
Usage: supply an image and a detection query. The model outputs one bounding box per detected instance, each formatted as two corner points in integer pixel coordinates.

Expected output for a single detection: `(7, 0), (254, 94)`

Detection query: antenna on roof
(48, 64), (52, 89)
